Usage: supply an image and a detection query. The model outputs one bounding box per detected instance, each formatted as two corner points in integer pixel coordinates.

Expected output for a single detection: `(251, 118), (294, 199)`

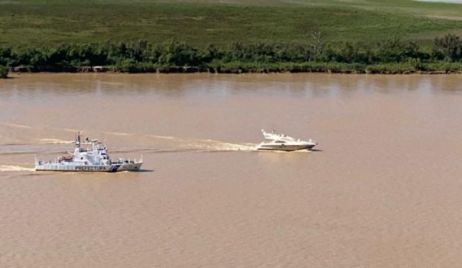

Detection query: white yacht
(256, 129), (317, 151)
(35, 133), (142, 172)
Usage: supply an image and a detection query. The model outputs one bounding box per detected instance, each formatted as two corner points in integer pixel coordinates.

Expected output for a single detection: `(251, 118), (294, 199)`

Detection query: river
(1, 73), (462, 267)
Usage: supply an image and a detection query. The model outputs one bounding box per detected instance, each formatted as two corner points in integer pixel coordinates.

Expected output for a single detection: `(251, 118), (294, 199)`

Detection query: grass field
(1, 0), (462, 48)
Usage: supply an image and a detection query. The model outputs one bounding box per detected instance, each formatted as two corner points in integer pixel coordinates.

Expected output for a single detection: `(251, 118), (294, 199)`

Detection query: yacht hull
(256, 144), (316, 151)
(113, 161), (143, 171)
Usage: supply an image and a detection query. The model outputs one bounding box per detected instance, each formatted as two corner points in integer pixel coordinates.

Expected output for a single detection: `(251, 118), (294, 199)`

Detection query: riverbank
(6, 61), (462, 75)
(2, 0), (462, 80)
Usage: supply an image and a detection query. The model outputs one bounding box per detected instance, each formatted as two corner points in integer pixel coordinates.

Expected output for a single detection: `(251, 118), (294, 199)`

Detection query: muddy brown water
(1, 73), (462, 267)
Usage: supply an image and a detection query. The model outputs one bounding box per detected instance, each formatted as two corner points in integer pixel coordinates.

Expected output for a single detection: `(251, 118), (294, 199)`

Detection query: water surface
(1, 73), (462, 267)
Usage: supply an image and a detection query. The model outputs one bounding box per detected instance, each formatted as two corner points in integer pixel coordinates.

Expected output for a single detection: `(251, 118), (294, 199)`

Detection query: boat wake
(113, 143), (257, 154)
(181, 141), (257, 152)
(105, 131), (133, 137)
(143, 135), (257, 152)
(0, 122), (32, 129)
(38, 138), (74, 144)
(0, 165), (35, 172)
(104, 132), (257, 153)
(0, 125), (315, 156)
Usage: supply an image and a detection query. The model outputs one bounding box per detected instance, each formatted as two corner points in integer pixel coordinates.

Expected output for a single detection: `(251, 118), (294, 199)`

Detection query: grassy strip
(2, 0), (462, 48)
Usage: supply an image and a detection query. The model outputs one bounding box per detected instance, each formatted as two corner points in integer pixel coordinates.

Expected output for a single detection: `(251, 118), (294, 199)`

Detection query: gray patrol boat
(35, 133), (143, 172)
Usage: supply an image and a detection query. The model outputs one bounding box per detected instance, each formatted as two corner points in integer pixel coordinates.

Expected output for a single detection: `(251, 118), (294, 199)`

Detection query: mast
(76, 132), (81, 148)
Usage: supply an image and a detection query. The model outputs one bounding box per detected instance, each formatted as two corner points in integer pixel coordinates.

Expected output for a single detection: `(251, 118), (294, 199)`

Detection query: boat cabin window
(275, 140), (285, 143)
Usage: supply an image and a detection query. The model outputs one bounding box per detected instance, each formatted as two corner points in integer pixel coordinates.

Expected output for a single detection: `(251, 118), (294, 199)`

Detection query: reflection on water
(2, 74), (462, 102)
(2, 73), (462, 268)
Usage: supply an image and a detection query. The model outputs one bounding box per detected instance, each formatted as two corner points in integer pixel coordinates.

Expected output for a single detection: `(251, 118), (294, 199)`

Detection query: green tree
(433, 34), (462, 61)
(0, 66), (8, 78)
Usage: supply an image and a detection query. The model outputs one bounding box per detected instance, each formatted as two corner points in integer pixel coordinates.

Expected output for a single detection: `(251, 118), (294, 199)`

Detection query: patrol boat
(35, 133), (143, 172)
(256, 129), (318, 151)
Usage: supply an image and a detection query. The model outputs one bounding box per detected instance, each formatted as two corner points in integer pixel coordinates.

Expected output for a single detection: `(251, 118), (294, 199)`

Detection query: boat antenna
(76, 131), (81, 147)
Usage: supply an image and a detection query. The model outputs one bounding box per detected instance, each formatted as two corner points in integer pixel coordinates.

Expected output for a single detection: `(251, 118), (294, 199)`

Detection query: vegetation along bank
(2, 34), (462, 75)
(3, 0), (462, 76)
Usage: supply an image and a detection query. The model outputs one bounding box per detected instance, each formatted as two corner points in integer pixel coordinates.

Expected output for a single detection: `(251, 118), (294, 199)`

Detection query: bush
(433, 34), (462, 61)
(366, 62), (416, 74)
(0, 66), (8, 78)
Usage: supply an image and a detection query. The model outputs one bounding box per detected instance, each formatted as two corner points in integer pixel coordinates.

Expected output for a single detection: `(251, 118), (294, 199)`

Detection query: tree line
(1, 34), (462, 76)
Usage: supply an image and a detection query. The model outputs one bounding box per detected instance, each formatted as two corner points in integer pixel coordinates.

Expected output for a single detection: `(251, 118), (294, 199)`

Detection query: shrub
(0, 66), (8, 78)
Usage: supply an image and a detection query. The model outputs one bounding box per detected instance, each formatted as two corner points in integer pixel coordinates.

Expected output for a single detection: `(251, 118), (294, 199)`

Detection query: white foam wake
(0, 122), (32, 129)
(0, 165), (35, 172)
(143, 134), (256, 152)
(38, 138), (74, 144)
(145, 134), (177, 140)
(105, 131), (133, 137)
(184, 141), (257, 152)
(93, 131), (258, 152)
